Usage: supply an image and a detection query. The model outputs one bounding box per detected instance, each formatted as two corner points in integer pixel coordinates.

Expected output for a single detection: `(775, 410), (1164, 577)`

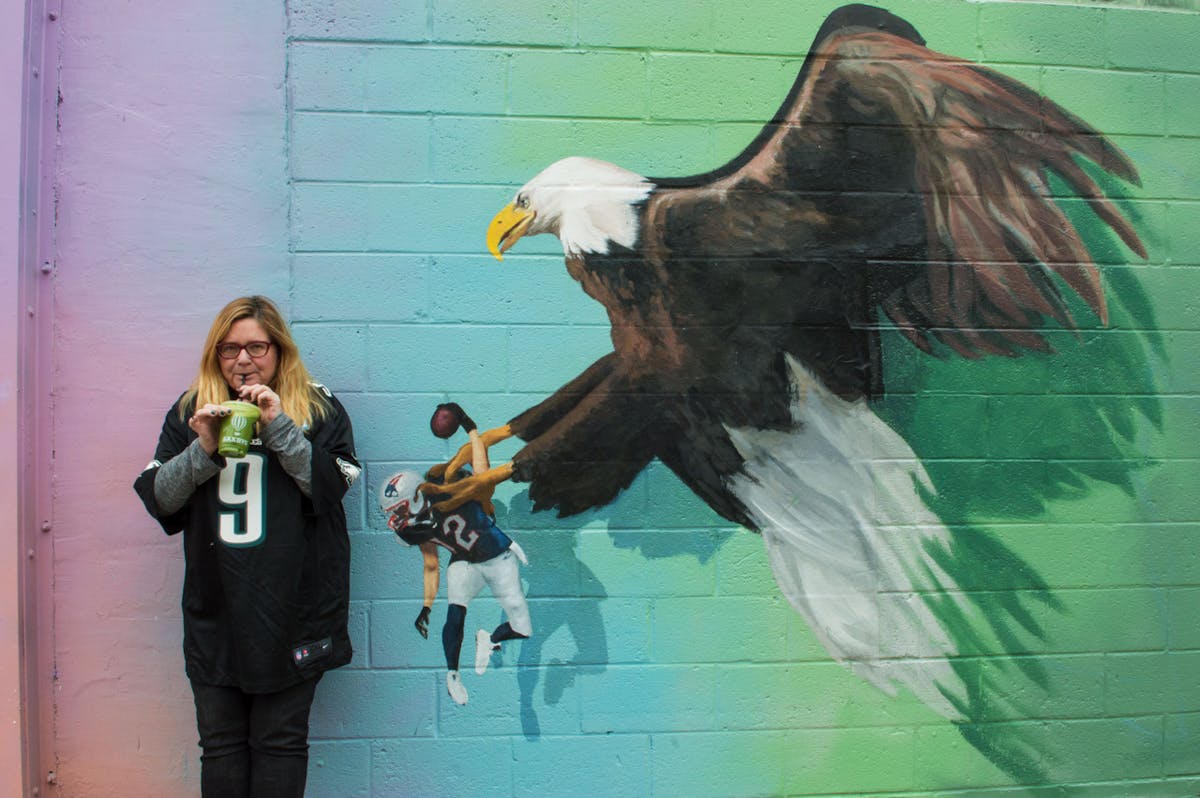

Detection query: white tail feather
(726, 355), (967, 719)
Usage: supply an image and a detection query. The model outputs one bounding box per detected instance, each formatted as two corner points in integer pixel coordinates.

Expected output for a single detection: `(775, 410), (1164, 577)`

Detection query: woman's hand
(237, 383), (282, 425)
(188, 403), (228, 455)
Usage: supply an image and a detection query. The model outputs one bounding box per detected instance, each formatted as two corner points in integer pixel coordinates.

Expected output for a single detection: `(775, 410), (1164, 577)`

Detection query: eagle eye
(516, 194), (529, 209)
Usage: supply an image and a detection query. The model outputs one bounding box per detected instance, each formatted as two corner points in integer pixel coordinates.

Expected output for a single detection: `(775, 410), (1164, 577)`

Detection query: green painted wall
(286, 1), (1200, 794)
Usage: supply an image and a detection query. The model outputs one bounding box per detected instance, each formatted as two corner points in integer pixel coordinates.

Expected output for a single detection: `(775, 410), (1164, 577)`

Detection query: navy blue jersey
(408, 499), (512, 564)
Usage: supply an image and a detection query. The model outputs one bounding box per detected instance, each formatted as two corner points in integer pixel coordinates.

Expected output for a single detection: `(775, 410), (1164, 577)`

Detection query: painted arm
(470, 428), (489, 473)
(414, 542), (440, 638)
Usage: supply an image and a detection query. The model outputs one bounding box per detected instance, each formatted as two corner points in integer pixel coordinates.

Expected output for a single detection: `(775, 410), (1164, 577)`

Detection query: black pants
(190, 676), (321, 798)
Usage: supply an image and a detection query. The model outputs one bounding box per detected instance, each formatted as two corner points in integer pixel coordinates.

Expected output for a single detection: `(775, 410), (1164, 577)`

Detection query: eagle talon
(421, 462), (515, 516)
(421, 475), (496, 516)
(428, 425), (515, 485)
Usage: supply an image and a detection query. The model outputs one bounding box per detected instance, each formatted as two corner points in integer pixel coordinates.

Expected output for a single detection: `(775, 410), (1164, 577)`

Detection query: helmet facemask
(379, 471), (431, 537)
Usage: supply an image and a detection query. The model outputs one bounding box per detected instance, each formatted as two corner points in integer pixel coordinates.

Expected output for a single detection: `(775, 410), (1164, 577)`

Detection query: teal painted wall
(285, 1), (1199, 795)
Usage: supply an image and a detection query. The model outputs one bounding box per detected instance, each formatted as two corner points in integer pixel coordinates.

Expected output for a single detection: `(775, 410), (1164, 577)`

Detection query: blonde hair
(179, 296), (329, 428)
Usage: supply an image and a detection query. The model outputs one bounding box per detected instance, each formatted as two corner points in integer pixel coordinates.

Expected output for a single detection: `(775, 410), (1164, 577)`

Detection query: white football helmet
(379, 471), (430, 536)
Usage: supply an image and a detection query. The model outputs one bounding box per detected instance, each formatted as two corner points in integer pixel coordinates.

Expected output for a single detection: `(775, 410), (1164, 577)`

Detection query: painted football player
(379, 403), (531, 706)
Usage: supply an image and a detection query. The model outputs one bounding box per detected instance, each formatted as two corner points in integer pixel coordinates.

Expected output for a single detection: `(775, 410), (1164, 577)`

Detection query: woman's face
(217, 317), (279, 390)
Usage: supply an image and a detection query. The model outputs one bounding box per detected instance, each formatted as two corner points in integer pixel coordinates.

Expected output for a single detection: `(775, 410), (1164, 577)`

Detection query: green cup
(217, 400), (261, 458)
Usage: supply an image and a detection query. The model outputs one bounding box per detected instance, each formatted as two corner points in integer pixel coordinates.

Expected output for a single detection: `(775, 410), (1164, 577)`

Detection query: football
(429, 406), (460, 438)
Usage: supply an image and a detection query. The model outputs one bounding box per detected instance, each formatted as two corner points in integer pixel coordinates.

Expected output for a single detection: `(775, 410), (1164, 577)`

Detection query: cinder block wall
(280, 2), (1200, 796)
(42, 0), (1199, 796)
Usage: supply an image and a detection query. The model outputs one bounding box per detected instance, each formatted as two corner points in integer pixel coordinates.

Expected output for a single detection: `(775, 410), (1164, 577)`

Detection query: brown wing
(647, 18), (1144, 359)
(831, 32), (1142, 356)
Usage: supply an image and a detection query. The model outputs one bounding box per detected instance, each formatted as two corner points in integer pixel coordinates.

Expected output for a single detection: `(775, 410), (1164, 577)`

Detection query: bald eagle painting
(428, 2), (1145, 756)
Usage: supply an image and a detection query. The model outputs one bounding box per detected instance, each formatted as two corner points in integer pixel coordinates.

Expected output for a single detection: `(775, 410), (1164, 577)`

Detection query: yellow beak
(486, 203), (535, 261)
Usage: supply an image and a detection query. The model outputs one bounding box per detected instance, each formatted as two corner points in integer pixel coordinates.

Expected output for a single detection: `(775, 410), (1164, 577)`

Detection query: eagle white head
(487, 156), (653, 260)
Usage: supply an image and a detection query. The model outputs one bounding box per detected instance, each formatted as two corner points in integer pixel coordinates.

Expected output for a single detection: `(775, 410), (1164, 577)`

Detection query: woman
(134, 296), (359, 798)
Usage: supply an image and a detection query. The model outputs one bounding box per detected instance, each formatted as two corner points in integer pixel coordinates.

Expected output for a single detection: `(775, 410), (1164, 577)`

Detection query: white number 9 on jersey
(218, 454), (266, 547)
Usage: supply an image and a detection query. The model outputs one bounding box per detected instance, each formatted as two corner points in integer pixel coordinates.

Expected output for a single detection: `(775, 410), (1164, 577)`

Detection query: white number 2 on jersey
(443, 514), (478, 550)
(218, 454), (266, 547)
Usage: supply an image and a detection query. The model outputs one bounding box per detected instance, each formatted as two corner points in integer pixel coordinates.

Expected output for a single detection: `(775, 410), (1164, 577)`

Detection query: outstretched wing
(829, 32), (1143, 356)
(644, 5), (1144, 364)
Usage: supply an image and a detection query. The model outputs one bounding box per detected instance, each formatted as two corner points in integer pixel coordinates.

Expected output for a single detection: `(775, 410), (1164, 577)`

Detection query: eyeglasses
(216, 341), (273, 360)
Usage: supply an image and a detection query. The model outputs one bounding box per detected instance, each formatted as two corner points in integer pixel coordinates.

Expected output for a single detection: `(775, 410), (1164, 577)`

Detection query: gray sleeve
(152, 438), (224, 514)
(259, 413), (313, 496)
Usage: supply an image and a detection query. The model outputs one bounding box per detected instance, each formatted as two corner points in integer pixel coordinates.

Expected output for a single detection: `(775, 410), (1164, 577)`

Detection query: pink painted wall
(47, 2), (288, 793)
(3, 0), (30, 793)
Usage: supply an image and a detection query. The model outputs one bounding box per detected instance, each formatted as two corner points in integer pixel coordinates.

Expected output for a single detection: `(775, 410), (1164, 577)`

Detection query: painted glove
(415, 606), (431, 639)
(438, 402), (476, 433)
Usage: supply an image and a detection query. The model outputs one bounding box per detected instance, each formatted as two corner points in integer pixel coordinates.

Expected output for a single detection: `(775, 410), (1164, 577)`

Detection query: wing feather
(839, 34), (1142, 353)
(655, 26), (1145, 360)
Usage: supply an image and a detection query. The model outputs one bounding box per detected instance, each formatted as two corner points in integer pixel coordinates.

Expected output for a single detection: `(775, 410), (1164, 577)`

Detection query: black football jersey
(134, 385), (359, 692)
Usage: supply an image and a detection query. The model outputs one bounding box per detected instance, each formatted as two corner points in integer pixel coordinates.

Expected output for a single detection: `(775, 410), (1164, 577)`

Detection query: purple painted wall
(3, 0), (29, 789)
(45, 2), (287, 793)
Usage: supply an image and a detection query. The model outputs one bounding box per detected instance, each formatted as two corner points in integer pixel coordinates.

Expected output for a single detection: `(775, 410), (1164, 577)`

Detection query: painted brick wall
(44, 1), (291, 795)
(280, 2), (1200, 796)
(40, 0), (1200, 796)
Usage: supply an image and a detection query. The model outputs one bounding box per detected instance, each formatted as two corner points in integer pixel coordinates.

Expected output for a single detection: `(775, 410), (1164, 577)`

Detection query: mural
(412, 3), (1149, 779)
(379, 405), (533, 707)
(29, 0), (1196, 793)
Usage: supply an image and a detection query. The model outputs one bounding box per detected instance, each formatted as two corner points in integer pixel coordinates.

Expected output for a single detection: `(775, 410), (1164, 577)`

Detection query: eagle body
(476, 3), (1146, 720)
